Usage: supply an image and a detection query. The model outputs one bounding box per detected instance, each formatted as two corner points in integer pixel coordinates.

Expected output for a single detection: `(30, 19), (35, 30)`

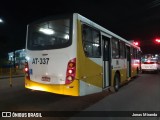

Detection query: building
(8, 49), (26, 69)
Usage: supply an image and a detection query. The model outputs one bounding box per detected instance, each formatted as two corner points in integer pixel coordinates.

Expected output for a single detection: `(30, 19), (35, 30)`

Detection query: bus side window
(92, 30), (101, 57)
(82, 24), (101, 58)
(119, 41), (125, 58)
(112, 38), (120, 59)
(82, 28), (92, 57)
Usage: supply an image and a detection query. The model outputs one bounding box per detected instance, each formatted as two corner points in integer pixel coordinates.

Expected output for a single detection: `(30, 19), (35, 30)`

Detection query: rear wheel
(114, 73), (120, 92)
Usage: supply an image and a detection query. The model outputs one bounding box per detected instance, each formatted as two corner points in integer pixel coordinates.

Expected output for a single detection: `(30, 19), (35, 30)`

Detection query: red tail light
(65, 58), (76, 84)
(24, 62), (30, 80)
(143, 61), (157, 64)
(24, 67), (29, 72)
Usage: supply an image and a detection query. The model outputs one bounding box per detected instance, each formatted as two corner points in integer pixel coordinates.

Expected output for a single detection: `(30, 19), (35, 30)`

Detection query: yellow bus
(24, 13), (141, 96)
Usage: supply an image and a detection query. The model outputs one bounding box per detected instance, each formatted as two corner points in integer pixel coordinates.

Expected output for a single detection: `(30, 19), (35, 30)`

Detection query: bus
(141, 54), (160, 73)
(24, 13), (141, 96)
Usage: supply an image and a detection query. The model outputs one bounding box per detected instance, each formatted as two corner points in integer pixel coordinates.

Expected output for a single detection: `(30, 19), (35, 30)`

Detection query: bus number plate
(41, 76), (50, 82)
(32, 58), (49, 64)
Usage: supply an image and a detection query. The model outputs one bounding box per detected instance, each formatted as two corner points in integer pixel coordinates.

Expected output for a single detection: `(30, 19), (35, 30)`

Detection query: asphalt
(69, 73), (160, 120)
(1, 73), (159, 120)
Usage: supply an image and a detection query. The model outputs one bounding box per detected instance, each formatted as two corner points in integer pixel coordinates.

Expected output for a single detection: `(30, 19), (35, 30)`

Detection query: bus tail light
(65, 58), (76, 84)
(24, 62), (30, 80)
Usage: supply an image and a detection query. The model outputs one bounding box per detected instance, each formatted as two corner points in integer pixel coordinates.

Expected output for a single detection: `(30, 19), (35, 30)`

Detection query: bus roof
(75, 13), (141, 51)
(27, 13), (141, 51)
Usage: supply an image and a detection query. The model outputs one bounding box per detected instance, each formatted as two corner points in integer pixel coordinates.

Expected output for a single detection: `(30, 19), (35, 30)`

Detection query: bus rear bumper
(25, 78), (79, 96)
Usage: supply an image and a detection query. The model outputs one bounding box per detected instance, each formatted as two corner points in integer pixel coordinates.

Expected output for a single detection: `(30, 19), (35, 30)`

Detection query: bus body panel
(25, 46), (80, 96)
(25, 78), (79, 96)
(77, 20), (103, 96)
(111, 59), (128, 85)
(131, 59), (140, 77)
(26, 49), (70, 84)
(79, 58), (103, 96)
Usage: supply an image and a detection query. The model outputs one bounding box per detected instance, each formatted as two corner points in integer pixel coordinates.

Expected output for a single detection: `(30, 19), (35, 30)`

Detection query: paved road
(0, 77), (109, 120)
(0, 73), (160, 120)
(70, 72), (160, 120)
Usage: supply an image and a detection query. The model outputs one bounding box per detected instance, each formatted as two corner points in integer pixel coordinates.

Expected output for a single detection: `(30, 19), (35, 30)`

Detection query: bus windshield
(27, 18), (71, 50)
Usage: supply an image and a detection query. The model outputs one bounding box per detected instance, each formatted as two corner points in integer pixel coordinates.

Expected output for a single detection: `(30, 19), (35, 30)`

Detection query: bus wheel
(114, 73), (120, 92)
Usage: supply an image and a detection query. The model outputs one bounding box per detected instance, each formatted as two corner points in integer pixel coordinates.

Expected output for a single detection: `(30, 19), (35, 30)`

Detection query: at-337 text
(32, 58), (49, 64)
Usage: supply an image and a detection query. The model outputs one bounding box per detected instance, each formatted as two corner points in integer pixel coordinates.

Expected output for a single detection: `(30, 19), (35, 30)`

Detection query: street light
(0, 18), (3, 23)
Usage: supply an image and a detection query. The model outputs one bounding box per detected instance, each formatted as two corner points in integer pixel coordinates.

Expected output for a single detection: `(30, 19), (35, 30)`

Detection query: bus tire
(114, 73), (120, 92)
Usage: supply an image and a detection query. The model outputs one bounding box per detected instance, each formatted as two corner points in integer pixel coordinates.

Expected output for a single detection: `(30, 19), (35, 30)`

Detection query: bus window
(27, 18), (71, 50)
(82, 24), (101, 58)
(112, 38), (119, 59)
(119, 41), (125, 58)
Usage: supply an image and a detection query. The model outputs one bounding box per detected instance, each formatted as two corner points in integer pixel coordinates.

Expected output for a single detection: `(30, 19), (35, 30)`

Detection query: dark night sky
(0, 0), (160, 58)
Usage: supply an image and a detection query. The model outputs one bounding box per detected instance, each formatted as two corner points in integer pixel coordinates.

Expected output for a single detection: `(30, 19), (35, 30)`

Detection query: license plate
(41, 76), (50, 82)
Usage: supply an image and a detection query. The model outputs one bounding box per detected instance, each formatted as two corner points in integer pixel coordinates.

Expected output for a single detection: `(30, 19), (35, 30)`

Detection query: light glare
(39, 28), (54, 35)
(0, 18), (3, 23)
(30, 86), (44, 91)
(25, 56), (30, 61)
(155, 38), (160, 43)
(64, 34), (69, 39)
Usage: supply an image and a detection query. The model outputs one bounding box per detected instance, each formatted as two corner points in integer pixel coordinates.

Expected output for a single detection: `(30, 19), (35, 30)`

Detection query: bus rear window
(27, 18), (71, 50)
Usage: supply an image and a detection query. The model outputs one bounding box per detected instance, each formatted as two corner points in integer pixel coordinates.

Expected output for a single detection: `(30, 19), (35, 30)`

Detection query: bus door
(102, 35), (111, 88)
(126, 46), (131, 78)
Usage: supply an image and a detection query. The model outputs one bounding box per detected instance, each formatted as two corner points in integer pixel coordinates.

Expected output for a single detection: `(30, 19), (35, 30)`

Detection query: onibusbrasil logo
(1, 112), (42, 118)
